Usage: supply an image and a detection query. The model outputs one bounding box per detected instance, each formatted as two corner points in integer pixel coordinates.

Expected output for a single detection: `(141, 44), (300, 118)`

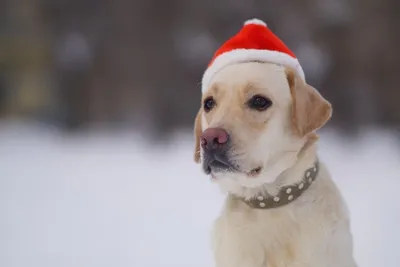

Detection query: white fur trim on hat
(244, 18), (267, 27)
(202, 49), (305, 93)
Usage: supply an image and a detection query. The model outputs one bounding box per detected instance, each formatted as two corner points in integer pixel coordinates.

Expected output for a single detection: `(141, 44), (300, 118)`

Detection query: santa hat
(202, 18), (305, 93)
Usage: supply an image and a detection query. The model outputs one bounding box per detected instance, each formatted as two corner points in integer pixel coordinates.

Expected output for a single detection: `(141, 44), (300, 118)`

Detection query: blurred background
(1, 1), (399, 267)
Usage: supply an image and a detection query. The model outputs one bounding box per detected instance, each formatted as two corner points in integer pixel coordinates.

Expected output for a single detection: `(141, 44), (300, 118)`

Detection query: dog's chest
(212, 198), (329, 267)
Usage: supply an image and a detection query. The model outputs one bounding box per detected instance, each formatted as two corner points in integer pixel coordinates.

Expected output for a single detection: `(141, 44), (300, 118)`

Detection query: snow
(0, 124), (399, 267)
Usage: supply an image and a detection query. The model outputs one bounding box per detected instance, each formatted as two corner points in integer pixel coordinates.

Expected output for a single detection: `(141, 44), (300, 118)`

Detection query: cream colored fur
(195, 62), (357, 267)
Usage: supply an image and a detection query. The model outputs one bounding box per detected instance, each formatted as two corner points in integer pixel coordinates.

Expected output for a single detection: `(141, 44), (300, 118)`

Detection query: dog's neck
(224, 136), (319, 201)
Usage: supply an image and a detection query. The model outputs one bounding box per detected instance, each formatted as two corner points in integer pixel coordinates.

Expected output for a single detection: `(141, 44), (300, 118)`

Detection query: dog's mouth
(202, 152), (263, 178)
(204, 159), (236, 174)
(203, 153), (238, 174)
(204, 160), (262, 178)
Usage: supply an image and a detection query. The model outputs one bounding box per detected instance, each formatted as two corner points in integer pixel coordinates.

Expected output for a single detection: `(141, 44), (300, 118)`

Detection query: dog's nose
(201, 128), (229, 151)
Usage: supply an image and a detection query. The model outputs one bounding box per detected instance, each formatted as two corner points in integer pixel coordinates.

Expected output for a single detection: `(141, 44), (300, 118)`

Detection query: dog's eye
(248, 95), (272, 111)
(203, 97), (216, 112)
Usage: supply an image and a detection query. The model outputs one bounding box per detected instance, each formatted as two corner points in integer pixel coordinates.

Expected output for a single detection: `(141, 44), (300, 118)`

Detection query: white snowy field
(0, 123), (399, 267)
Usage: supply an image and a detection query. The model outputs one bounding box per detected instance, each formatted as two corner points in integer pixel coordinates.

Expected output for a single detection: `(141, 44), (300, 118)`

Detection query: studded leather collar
(241, 160), (319, 209)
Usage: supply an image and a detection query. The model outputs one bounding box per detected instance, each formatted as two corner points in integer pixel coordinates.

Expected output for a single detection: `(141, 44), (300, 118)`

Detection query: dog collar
(240, 160), (319, 209)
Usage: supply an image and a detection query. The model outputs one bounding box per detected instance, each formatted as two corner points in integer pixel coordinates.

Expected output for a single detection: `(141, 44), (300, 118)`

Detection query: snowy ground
(1, 123), (399, 267)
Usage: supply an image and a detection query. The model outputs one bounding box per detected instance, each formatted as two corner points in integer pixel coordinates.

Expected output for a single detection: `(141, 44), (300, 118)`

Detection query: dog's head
(193, 62), (331, 189)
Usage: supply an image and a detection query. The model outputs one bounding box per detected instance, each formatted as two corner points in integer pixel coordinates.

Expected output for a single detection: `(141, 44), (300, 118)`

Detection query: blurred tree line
(0, 0), (399, 137)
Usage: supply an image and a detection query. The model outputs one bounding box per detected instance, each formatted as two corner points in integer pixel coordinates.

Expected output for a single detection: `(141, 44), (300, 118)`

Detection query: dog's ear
(193, 109), (202, 163)
(286, 68), (332, 137)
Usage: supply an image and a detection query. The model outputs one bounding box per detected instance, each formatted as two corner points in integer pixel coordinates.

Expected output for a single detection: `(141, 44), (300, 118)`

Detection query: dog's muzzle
(200, 127), (237, 174)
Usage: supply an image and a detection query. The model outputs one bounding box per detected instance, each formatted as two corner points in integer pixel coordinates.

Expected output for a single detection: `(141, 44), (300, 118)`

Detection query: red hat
(202, 18), (305, 93)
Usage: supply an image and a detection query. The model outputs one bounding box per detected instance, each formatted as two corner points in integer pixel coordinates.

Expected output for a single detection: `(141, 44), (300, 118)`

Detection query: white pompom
(244, 18), (267, 27)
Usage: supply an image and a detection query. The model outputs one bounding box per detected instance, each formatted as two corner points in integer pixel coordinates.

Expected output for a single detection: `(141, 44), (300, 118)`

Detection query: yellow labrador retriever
(193, 61), (357, 267)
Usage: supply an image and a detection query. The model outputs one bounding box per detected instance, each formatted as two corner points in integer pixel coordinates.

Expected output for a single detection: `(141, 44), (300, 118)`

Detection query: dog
(193, 19), (357, 267)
